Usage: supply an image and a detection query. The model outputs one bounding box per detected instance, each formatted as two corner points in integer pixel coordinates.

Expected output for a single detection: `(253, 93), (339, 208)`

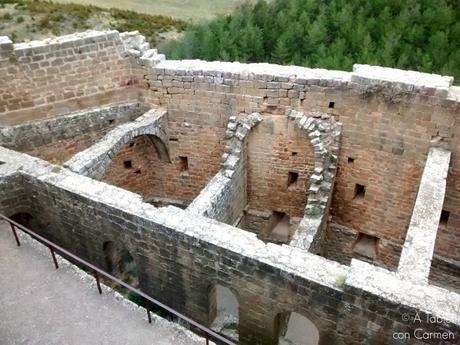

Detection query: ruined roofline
(1, 30), (458, 101)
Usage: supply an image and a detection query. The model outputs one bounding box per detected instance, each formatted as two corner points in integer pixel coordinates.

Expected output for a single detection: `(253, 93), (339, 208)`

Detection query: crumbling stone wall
(0, 148), (459, 345)
(188, 113), (262, 224)
(101, 135), (167, 199)
(1, 31), (458, 271)
(147, 59), (459, 271)
(247, 115), (314, 219)
(0, 31), (143, 125)
(0, 103), (147, 162)
(64, 108), (169, 179)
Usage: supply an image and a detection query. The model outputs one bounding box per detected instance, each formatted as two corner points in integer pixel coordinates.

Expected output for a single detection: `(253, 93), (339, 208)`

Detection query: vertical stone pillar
(397, 147), (451, 284)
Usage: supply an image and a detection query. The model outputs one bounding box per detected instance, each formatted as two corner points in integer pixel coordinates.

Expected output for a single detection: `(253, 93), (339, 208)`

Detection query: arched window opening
(209, 285), (239, 341)
(103, 241), (139, 287)
(9, 212), (35, 229)
(276, 311), (319, 345)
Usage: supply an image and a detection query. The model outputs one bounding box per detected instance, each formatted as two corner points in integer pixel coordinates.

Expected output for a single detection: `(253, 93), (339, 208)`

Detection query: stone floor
(0, 220), (207, 345)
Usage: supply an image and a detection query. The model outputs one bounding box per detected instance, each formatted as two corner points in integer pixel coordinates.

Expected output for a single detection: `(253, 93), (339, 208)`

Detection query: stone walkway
(0, 220), (206, 345)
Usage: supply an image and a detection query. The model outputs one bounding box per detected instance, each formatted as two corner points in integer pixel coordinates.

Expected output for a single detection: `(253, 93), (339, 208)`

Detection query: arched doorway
(103, 241), (139, 287)
(276, 311), (320, 345)
(209, 284), (239, 341)
(9, 212), (36, 229)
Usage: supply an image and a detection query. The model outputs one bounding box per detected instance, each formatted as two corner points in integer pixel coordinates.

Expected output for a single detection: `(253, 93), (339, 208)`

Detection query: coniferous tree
(164, 0), (460, 83)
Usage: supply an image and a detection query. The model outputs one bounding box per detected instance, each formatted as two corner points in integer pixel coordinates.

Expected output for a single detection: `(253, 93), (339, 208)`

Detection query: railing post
(10, 223), (21, 247)
(48, 246), (59, 269)
(147, 307), (152, 324)
(94, 270), (102, 294)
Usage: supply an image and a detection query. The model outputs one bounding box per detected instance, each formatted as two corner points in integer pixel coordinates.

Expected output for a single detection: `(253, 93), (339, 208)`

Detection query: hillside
(51, 0), (264, 22)
(166, 0), (460, 81)
(0, 0), (186, 44)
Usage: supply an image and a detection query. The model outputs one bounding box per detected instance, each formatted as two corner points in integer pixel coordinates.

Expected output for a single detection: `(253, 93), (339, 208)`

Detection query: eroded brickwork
(0, 31), (460, 345)
(0, 103), (147, 163)
(148, 59), (459, 272)
(0, 31), (142, 125)
(0, 148), (458, 345)
(101, 120), (225, 203)
(102, 135), (163, 198)
(247, 116), (315, 218)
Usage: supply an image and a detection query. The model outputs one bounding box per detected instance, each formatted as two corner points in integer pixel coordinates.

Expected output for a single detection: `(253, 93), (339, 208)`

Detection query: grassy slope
(51, 0), (262, 21)
(0, 0), (186, 43)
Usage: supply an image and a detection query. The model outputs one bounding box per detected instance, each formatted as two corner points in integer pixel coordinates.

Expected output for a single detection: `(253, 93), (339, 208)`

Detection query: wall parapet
(0, 102), (146, 153)
(154, 59), (457, 99)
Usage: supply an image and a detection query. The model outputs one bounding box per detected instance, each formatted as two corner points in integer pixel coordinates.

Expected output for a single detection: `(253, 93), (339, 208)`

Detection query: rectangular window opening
(179, 156), (189, 172)
(291, 151), (298, 156)
(348, 157), (355, 163)
(328, 101), (335, 109)
(354, 184), (366, 199)
(353, 232), (379, 260)
(440, 210), (450, 226)
(287, 172), (299, 187)
(123, 160), (132, 169)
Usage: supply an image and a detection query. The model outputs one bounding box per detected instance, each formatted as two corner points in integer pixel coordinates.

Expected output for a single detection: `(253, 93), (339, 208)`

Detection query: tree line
(165, 0), (460, 81)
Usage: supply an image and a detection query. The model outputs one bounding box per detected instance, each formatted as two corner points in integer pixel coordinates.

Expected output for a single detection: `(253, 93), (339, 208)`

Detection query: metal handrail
(0, 214), (236, 345)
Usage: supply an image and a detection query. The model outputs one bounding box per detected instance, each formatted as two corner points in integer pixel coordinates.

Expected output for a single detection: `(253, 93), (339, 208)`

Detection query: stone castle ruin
(0, 30), (459, 344)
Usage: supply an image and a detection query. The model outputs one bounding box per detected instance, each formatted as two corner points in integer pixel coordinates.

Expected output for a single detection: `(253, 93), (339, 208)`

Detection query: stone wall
(0, 103), (147, 162)
(246, 115), (315, 218)
(0, 147), (459, 345)
(5, 29), (457, 270)
(147, 59), (460, 271)
(64, 108), (169, 179)
(0, 31), (143, 125)
(188, 113), (262, 224)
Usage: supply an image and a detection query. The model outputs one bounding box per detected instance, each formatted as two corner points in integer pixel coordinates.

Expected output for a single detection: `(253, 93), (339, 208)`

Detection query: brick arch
(102, 240), (139, 287)
(101, 134), (169, 199)
(207, 282), (240, 342)
(287, 109), (342, 252)
(272, 308), (326, 345)
(64, 108), (170, 180)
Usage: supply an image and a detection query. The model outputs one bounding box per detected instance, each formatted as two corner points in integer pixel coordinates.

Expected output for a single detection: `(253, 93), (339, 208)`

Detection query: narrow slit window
(287, 172), (299, 187)
(179, 156), (189, 172)
(354, 184), (365, 199)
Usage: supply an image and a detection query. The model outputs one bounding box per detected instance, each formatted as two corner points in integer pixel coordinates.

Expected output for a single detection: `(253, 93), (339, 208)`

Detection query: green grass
(50, 0), (263, 22)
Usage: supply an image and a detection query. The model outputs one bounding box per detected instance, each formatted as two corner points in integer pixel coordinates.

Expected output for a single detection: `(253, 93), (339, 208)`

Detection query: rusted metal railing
(1, 214), (236, 345)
